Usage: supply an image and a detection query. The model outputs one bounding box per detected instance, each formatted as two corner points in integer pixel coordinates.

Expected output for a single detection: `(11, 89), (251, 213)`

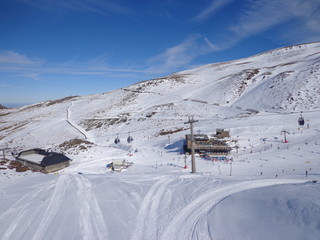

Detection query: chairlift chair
(127, 133), (133, 143)
(298, 117), (305, 126)
(114, 134), (120, 144)
(298, 112), (305, 126)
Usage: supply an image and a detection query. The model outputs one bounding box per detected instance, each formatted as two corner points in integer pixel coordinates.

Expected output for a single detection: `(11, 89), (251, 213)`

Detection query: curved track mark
(1, 180), (57, 240)
(74, 174), (108, 240)
(32, 175), (69, 240)
(160, 179), (306, 240)
(130, 176), (175, 240)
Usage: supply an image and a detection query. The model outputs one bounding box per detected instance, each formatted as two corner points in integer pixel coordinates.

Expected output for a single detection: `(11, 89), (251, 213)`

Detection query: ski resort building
(106, 159), (134, 172)
(14, 148), (70, 173)
(215, 129), (230, 138)
(184, 131), (232, 155)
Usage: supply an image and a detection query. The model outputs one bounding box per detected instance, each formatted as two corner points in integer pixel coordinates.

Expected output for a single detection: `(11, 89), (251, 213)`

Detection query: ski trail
(74, 174), (108, 240)
(0, 178), (55, 221)
(66, 102), (88, 140)
(0, 180), (58, 240)
(32, 175), (69, 240)
(130, 176), (175, 240)
(160, 179), (306, 240)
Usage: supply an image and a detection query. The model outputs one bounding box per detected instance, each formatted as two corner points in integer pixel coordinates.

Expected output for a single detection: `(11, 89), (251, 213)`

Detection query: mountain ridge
(1, 41), (320, 151)
(1, 43), (320, 240)
(120, 41), (320, 112)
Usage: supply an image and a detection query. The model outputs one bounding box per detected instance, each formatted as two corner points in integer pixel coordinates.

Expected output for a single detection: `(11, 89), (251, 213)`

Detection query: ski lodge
(14, 148), (70, 173)
(184, 129), (231, 155)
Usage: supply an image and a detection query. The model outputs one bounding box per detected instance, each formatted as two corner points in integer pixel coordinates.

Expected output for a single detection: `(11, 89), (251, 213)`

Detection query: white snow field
(1, 42), (320, 239)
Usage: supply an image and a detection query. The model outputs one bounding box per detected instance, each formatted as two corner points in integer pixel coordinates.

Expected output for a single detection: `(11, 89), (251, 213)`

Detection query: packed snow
(1, 42), (320, 240)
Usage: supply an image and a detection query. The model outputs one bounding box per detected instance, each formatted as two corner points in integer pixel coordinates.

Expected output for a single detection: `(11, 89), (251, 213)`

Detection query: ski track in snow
(130, 176), (176, 240)
(160, 179), (307, 240)
(32, 175), (69, 240)
(74, 174), (108, 240)
(0, 179), (57, 240)
(1, 43), (320, 240)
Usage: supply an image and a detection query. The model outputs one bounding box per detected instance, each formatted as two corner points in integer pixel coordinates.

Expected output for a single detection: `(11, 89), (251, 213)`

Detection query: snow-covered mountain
(1, 42), (320, 151)
(0, 42), (320, 240)
(126, 41), (320, 112)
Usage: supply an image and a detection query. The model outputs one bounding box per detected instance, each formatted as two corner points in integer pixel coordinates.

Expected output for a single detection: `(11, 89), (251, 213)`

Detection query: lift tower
(184, 116), (198, 173)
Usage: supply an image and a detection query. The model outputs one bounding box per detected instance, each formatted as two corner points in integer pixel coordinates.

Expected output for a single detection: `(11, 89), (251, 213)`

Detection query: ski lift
(298, 112), (305, 126)
(114, 134), (120, 144)
(127, 132), (133, 143)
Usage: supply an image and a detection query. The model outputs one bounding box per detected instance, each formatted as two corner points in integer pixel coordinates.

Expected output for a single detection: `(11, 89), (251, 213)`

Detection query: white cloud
(19, 72), (41, 80)
(64, 0), (133, 17)
(204, 37), (220, 51)
(146, 35), (214, 74)
(211, 0), (320, 50)
(18, 0), (133, 17)
(228, 1), (291, 38)
(0, 50), (148, 82)
(0, 51), (42, 66)
(194, 0), (234, 21)
(0, 83), (19, 89)
(0, 51), (44, 81)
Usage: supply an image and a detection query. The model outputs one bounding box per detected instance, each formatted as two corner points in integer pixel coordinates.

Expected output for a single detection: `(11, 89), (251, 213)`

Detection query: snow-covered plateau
(1, 42), (320, 240)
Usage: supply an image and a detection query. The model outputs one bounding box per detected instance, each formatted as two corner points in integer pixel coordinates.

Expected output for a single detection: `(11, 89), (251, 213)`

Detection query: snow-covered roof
(17, 149), (70, 166)
(18, 152), (44, 164)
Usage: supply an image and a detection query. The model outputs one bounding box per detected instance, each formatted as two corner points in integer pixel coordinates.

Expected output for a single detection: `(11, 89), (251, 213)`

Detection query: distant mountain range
(1, 42), (319, 151)
(1, 103), (30, 108)
(0, 104), (8, 109)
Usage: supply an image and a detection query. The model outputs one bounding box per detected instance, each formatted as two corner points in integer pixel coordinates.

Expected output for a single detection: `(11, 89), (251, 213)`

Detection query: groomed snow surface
(1, 42), (320, 239)
(1, 109), (320, 240)
(1, 171), (319, 240)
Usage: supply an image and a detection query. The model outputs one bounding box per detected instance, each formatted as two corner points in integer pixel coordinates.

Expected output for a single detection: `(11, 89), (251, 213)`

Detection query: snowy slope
(1, 42), (320, 150)
(0, 42), (320, 240)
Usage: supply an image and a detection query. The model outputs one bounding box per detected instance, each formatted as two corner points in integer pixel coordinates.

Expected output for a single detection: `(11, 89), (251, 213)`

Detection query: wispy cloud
(0, 50), (44, 81)
(145, 0), (320, 75)
(203, 37), (220, 51)
(206, 0), (320, 52)
(228, 1), (291, 39)
(0, 50), (148, 82)
(145, 0), (318, 78)
(194, 0), (235, 21)
(146, 34), (215, 74)
(0, 83), (20, 89)
(0, 50), (43, 66)
(18, 0), (133, 17)
(234, 1), (319, 42)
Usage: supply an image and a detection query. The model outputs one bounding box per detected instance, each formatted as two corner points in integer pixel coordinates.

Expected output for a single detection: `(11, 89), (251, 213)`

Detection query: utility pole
(184, 155), (187, 169)
(235, 144), (239, 154)
(184, 116), (198, 173)
(281, 130), (289, 143)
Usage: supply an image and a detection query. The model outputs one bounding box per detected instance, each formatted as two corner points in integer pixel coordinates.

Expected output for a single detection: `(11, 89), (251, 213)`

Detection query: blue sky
(1, 0), (320, 106)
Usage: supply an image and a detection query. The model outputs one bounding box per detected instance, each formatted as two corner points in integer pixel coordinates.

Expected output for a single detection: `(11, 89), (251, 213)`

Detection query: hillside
(1, 42), (320, 152)
(129, 42), (320, 111)
(0, 42), (320, 240)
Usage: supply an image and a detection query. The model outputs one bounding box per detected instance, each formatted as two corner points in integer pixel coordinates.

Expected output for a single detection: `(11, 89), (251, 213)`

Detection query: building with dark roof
(184, 133), (232, 155)
(14, 148), (70, 173)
